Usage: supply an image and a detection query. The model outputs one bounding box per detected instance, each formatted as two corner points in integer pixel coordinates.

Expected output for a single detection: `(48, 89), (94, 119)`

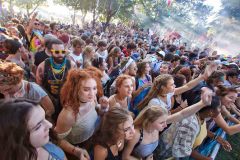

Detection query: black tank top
(104, 144), (121, 160)
(42, 57), (71, 98)
(42, 57), (71, 121)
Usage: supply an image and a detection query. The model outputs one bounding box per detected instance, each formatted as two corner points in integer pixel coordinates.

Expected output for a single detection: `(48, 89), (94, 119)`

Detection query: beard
(53, 56), (65, 64)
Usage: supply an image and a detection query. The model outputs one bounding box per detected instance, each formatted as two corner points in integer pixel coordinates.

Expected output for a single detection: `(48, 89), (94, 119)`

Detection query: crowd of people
(0, 12), (240, 160)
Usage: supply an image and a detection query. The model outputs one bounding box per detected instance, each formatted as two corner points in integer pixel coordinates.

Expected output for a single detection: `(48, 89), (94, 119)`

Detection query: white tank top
(66, 105), (98, 144)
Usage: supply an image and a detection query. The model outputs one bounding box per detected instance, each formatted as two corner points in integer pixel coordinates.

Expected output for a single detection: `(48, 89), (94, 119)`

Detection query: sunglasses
(50, 49), (67, 54)
(34, 23), (40, 26)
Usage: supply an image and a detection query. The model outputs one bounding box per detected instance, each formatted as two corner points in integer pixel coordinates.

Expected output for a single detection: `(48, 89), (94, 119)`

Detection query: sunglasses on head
(50, 49), (67, 54)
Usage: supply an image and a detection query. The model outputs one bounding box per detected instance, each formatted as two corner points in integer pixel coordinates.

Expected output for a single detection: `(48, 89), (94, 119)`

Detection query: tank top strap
(43, 58), (51, 85)
(65, 58), (71, 70)
(134, 129), (144, 149)
(103, 144), (119, 160)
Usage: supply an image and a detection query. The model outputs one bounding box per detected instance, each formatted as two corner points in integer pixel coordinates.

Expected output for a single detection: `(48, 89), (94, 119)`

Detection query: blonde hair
(136, 74), (173, 111)
(134, 106), (168, 129)
(83, 45), (94, 56)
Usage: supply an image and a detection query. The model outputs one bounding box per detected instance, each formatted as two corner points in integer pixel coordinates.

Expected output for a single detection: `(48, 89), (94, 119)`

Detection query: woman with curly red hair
(55, 68), (108, 160)
(109, 74), (134, 110)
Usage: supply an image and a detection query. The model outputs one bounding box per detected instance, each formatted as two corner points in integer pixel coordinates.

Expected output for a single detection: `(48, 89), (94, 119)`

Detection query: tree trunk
(72, 8), (76, 25)
(9, 0), (14, 16)
(26, 4), (30, 18)
(103, 14), (111, 32)
(0, 0), (4, 21)
(92, 7), (96, 29)
(81, 12), (87, 25)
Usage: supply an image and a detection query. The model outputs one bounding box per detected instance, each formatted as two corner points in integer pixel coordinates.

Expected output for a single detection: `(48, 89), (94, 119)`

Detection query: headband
(120, 58), (134, 74)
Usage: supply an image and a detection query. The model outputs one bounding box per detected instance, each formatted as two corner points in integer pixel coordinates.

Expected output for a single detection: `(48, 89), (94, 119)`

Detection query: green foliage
(14, 0), (46, 17)
(56, 0), (92, 12)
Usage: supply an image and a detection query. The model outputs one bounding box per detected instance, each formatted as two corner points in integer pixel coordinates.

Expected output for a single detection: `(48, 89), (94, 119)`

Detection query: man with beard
(36, 38), (75, 122)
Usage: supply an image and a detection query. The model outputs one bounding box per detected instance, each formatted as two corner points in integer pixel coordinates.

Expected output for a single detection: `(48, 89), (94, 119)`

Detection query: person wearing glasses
(26, 12), (44, 53)
(36, 38), (75, 122)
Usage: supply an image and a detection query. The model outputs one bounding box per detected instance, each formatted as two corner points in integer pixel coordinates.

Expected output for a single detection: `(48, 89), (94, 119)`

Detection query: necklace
(80, 99), (88, 103)
(52, 66), (66, 81)
(50, 57), (67, 81)
(50, 57), (66, 69)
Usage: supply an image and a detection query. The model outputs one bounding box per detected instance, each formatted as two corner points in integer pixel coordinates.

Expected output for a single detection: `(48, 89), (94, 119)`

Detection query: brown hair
(137, 61), (149, 77)
(115, 74), (134, 93)
(0, 61), (24, 85)
(60, 69), (96, 116)
(108, 46), (121, 57)
(97, 40), (107, 47)
(4, 38), (22, 54)
(137, 74), (173, 111)
(178, 67), (192, 82)
(206, 71), (225, 85)
(134, 106), (168, 129)
(95, 107), (131, 146)
(216, 85), (237, 97)
(72, 38), (85, 47)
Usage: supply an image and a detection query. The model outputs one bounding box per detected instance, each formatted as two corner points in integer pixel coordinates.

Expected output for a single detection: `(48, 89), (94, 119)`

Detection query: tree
(14, 0), (46, 17)
(97, 0), (137, 31)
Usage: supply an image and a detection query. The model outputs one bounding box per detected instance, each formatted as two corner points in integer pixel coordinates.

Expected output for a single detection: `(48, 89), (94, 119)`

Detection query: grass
(216, 133), (240, 160)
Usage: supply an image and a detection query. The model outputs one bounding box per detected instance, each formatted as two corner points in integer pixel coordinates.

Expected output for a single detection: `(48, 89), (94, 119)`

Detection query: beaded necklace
(50, 57), (66, 81)
(50, 57), (66, 69)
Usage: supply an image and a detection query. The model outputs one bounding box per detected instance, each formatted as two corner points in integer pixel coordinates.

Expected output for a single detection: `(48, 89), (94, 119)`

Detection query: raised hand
(99, 96), (109, 112)
(201, 87), (214, 106)
(202, 62), (218, 80)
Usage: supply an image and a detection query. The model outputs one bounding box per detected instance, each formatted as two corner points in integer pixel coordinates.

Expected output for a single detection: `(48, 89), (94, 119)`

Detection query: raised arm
(213, 113), (240, 135)
(26, 12), (37, 39)
(221, 105), (240, 124)
(174, 62), (217, 95)
(167, 87), (213, 124)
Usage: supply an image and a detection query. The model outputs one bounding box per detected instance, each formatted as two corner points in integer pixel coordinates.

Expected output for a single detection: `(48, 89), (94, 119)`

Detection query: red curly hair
(84, 66), (104, 97)
(60, 69), (97, 116)
(115, 74), (134, 93)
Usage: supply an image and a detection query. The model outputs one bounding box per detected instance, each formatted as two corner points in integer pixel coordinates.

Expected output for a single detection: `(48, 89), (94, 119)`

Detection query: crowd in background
(0, 12), (240, 160)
